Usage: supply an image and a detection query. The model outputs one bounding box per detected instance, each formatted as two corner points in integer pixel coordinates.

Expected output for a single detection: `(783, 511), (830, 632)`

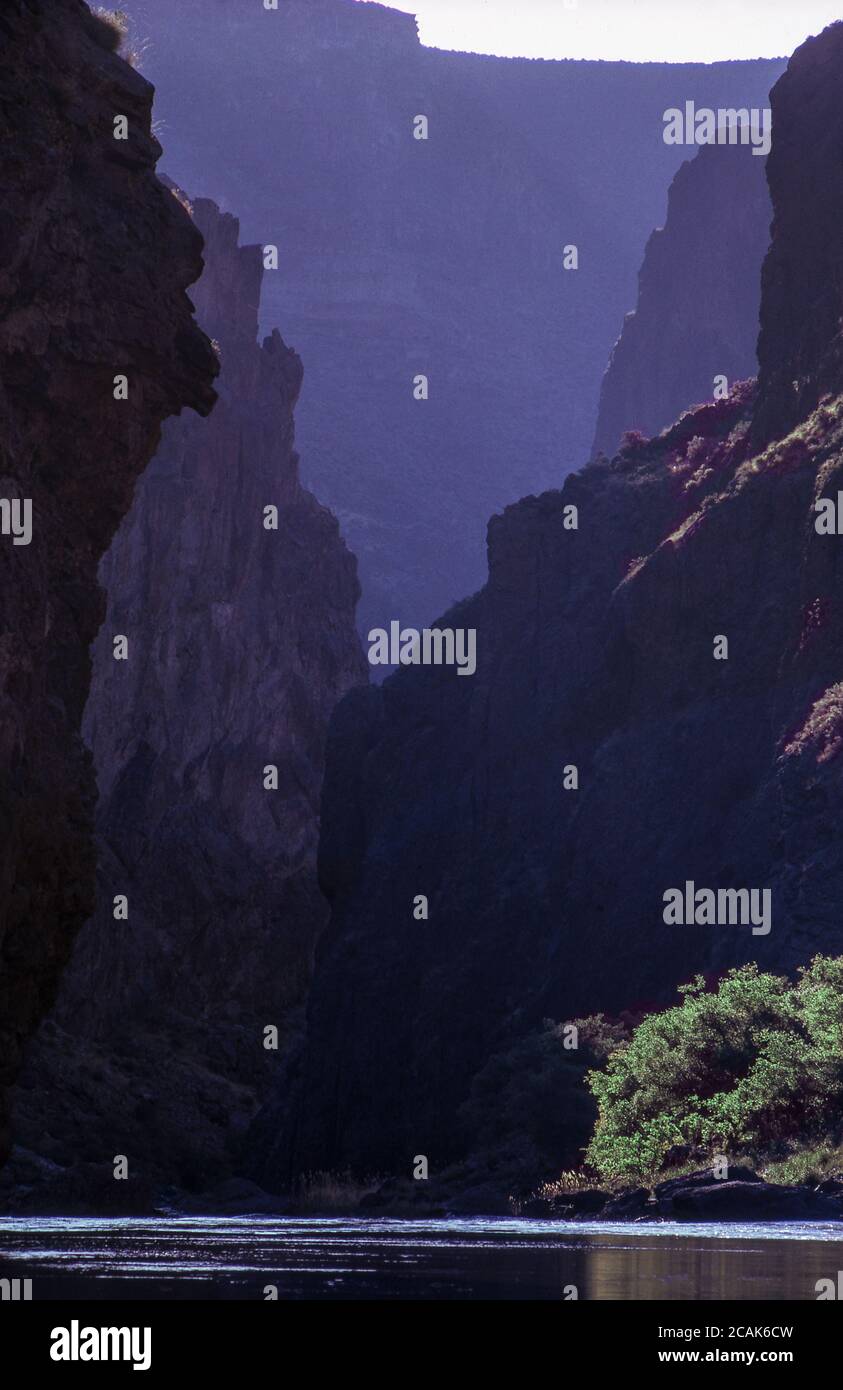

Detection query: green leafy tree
(585, 958), (843, 1180)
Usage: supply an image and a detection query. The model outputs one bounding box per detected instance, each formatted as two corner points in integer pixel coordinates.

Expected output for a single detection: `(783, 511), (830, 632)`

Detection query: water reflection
(1, 1217), (841, 1300)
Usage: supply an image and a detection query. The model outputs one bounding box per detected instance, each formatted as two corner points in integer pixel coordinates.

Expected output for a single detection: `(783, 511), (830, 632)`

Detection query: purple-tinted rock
(592, 142), (770, 458)
(0, 0), (216, 1163)
(11, 194), (366, 1192)
(259, 22), (843, 1183)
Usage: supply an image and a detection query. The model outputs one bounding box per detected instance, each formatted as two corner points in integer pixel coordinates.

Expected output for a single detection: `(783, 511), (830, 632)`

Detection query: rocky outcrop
(521, 1169), (843, 1223)
(256, 21), (843, 1184)
(592, 142), (770, 459)
(124, 0), (782, 637)
(8, 192), (366, 1198)
(0, 1), (217, 1164)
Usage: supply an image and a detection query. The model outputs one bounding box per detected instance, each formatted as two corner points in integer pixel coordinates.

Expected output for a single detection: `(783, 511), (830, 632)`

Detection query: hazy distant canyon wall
(125, 0), (782, 638)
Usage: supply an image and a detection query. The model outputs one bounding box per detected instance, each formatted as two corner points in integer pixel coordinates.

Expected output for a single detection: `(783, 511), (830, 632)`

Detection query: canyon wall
(258, 21), (843, 1183)
(0, 0), (217, 1164)
(592, 141), (770, 459)
(8, 193), (366, 1202)
(753, 24), (843, 446)
(124, 0), (782, 639)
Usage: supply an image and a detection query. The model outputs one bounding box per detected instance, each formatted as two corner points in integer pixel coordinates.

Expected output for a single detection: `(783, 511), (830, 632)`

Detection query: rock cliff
(753, 23), (843, 445)
(124, 0), (782, 638)
(8, 192), (366, 1199)
(0, 0), (217, 1164)
(261, 21), (843, 1182)
(592, 141), (770, 458)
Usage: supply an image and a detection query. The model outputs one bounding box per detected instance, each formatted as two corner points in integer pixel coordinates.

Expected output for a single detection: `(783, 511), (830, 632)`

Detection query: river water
(2, 1216), (842, 1300)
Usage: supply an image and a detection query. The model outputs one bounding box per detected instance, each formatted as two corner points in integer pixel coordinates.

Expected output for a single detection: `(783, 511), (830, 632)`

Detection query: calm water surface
(1, 1216), (841, 1300)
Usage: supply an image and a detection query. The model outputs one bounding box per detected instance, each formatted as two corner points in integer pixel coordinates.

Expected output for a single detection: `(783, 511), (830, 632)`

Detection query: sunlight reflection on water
(1, 1216), (842, 1300)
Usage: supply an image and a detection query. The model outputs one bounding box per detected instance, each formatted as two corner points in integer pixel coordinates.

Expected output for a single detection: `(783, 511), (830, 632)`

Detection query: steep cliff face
(262, 21), (843, 1182)
(592, 142), (770, 459)
(753, 23), (843, 446)
(0, 1), (217, 1163)
(9, 194), (366, 1199)
(124, 0), (782, 638)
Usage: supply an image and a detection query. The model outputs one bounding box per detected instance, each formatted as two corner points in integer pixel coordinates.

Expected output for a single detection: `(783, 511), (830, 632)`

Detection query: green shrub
(585, 958), (843, 1181)
(761, 1141), (843, 1188)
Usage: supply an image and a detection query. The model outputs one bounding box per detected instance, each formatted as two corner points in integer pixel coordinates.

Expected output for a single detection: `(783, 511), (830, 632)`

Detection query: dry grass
(93, 8), (148, 68)
(288, 1170), (381, 1214)
(530, 1169), (605, 1200)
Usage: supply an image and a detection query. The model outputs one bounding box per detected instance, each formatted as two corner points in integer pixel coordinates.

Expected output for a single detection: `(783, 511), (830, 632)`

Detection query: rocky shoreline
(519, 1169), (843, 1224)
(4, 1160), (843, 1224)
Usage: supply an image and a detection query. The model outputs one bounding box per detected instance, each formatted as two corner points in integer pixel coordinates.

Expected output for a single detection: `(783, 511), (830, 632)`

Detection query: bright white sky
(360, 0), (843, 62)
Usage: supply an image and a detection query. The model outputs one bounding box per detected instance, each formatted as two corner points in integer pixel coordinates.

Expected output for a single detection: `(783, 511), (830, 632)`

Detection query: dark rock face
(654, 1167), (762, 1200)
(653, 1171), (839, 1222)
(592, 142), (770, 459)
(669, 1182), (836, 1221)
(9, 193), (366, 1196)
(125, 0), (782, 637)
(258, 22), (843, 1183)
(0, 1), (217, 1163)
(444, 1184), (512, 1217)
(539, 1189), (610, 1219)
(753, 22), (843, 446)
(519, 1171), (843, 1223)
(599, 1188), (650, 1221)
